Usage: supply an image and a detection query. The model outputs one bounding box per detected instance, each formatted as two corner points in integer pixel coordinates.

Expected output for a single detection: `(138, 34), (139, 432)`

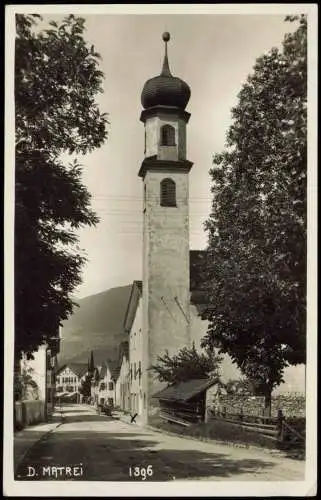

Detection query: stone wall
(271, 392), (306, 417)
(15, 400), (46, 429)
(207, 392), (305, 418)
(216, 395), (266, 416)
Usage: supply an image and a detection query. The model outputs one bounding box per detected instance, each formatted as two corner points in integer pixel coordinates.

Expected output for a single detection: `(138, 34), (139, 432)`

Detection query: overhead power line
(92, 195), (213, 202)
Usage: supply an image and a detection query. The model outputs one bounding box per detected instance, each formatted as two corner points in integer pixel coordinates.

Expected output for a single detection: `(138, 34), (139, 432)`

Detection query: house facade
(56, 363), (88, 402)
(96, 361), (117, 407)
(20, 335), (60, 413)
(114, 341), (130, 411)
(124, 281), (144, 417)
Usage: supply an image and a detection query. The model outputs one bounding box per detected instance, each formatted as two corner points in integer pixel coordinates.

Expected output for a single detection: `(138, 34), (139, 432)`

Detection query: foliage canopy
(201, 16), (307, 405)
(15, 14), (108, 358)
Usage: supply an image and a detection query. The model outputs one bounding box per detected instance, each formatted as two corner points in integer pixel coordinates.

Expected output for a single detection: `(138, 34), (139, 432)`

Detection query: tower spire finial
(161, 32), (172, 76)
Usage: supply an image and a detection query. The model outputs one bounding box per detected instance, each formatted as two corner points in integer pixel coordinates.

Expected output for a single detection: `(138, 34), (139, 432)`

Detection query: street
(15, 404), (305, 481)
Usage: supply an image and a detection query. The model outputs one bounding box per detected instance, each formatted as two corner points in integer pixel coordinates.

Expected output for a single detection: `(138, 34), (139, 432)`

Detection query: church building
(60, 33), (305, 425)
(111, 32), (306, 424)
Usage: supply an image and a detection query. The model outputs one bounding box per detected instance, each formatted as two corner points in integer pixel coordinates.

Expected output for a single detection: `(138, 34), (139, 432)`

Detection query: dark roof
(141, 38), (190, 111)
(190, 291), (208, 309)
(113, 340), (129, 381)
(57, 363), (88, 379)
(99, 359), (119, 380)
(99, 362), (107, 379)
(190, 250), (207, 291)
(112, 366), (121, 382)
(122, 252), (207, 338)
(153, 378), (217, 403)
(107, 359), (119, 380)
(119, 340), (129, 360)
(123, 281), (142, 333)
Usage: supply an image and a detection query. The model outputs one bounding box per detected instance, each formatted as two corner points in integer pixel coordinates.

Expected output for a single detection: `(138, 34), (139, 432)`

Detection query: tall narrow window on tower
(160, 178), (176, 207)
(160, 124), (176, 146)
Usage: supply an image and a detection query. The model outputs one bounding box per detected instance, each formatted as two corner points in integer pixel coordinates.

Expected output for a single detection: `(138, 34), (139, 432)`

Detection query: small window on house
(160, 178), (176, 207)
(108, 382), (113, 391)
(160, 124), (175, 146)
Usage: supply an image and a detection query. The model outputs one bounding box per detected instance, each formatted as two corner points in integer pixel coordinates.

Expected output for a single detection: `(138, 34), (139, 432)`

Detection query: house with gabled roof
(96, 359), (119, 407)
(56, 363), (89, 403)
(124, 281), (144, 416)
(114, 340), (130, 411)
(116, 261), (214, 423)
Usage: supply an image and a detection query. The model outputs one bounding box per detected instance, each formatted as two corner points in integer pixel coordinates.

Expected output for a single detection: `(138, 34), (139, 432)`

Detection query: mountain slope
(58, 284), (132, 366)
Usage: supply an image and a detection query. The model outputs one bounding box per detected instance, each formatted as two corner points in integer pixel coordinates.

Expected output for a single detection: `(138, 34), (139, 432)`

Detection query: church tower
(139, 33), (193, 420)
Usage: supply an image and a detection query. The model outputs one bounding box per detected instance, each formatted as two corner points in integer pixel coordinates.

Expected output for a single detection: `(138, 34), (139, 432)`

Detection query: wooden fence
(160, 405), (305, 447)
(208, 407), (305, 445)
(208, 407), (282, 442)
(160, 405), (203, 426)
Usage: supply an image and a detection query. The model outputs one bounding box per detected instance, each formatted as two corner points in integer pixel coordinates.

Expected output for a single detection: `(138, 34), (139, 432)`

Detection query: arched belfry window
(160, 124), (176, 146)
(160, 178), (176, 207)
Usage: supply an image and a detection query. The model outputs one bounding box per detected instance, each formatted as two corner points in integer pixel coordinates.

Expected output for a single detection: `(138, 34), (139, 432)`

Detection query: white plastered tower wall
(139, 32), (193, 422)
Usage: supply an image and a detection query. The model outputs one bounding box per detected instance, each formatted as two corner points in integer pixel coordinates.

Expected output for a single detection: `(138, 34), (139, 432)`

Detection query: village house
(111, 254), (224, 422)
(15, 332), (61, 428)
(114, 341), (130, 411)
(96, 360), (118, 407)
(56, 363), (88, 403)
(124, 281), (144, 416)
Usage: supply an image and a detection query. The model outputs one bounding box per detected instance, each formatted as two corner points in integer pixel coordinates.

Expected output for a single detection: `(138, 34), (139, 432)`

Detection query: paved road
(15, 404), (305, 481)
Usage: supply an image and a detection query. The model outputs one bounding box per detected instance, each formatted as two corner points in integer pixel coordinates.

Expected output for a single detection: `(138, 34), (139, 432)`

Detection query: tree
(225, 378), (264, 396)
(201, 16), (307, 413)
(151, 342), (222, 386)
(93, 367), (101, 386)
(88, 351), (95, 375)
(79, 373), (93, 400)
(15, 14), (108, 359)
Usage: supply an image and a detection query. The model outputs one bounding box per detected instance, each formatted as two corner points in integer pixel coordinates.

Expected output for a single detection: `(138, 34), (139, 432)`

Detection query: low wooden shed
(153, 378), (218, 425)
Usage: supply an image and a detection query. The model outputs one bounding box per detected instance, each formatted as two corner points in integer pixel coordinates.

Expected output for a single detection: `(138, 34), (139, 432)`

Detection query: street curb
(14, 421), (63, 475)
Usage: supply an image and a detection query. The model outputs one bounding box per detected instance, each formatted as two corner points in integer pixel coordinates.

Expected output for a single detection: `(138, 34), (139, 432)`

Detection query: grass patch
(150, 415), (280, 450)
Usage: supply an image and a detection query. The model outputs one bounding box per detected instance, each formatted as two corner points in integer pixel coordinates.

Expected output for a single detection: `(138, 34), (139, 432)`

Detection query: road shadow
(15, 427), (286, 482)
(279, 446), (305, 461)
(60, 413), (116, 423)
(54, 409), (91, 414)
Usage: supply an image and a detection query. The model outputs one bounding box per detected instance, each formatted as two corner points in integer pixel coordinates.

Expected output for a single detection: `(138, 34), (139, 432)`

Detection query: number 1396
(129, 465), (153, 480)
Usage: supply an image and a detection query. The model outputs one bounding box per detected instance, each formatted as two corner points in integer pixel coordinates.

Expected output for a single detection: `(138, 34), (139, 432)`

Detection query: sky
(38, 12), (297, 299)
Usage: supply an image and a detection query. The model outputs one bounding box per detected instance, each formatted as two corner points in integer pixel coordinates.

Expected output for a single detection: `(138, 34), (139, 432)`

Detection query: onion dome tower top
(141, 32), (191, 110)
